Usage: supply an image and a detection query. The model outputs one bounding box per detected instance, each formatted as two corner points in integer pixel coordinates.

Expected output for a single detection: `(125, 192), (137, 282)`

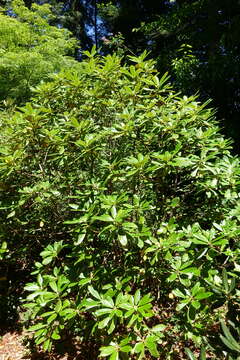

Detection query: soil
(0, 330), (100, 360)
(0, 332), (27, 360)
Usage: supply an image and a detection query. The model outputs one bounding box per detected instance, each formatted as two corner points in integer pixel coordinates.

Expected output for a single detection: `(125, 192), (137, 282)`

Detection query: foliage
(220, 320), (240, 357)
(133, 0), (240, 147)
(0, 0), (78, 103)
(19, 0), (240, 150)
(93, 0), (240, 150)
(171, 44), (200, 95)
(0, 51), (240, 358)
(101, 32), (127, 58)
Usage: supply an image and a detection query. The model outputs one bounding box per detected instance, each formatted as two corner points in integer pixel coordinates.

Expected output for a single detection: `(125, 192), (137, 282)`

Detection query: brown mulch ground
(0, 332), (28, 360)
(0, 331), (74, 360)
(0, 331), (100, 360)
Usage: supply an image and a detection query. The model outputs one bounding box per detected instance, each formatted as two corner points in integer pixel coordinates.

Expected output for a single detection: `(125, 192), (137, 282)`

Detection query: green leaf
(192, 235), (208, 245)
(229, 278), (236, 293)
(120, 337), (131, 346)
(88, 286), (101, 300)
(191, 282), (201, 296)
(172, 289), (185, 298)
(81, 298), (99, 310)
(145, 336), (159, 357)
(42, 257), (53, 265)
(151, 324), (166, 332)
(75, 232), (86, 245)
(79, 278), (91, 286)
(115, 309), (123, 317)
(51, 331), (61, 340)
(55, 300), (62, 313)
(138, 294), (152, 306)
(35, 336), (46, 345)
(59, 308), (76, 319)
(47, 313), (57, 323)
(24, 283), (39, 291)
(37, 274), (43, 287)
(125, 310), (135, 321)
(222, 269), (229, 292)
(118, 234), (127, 246)
(111, 206), (117, 218)
(195, 292), (212, 300)
(107, 319), (115, 334)
(41, 311), (55, 318)
(191, 300), (200, 309)
(134, 289), (141, 305)
(176, 302), (188, 311)
(100, 346), (116, 357)
(133, 342), (144, 354)
(69, 203), (79, 210)
(98, 316), (111, 329)
(185, 348), (196, 360)
(95, 308), (112, 316)
(35, 328), (47, 337)
(40, 250), (53, 258)
(49, 281), (58, 293)
(200, 347), (206, 360)
(220, 321), (240, 352)
(220, 335), (240, 352)
(95, 215), (114, 222)
(7, 210), (15, 219)
(167, 273), (177, 282)
(181, 267), (200, 276)
(28, 323), (46, 331)
(119, 302), (132, 311)
(43, 338), (51, 352)
(101, 297), (114, 308)
(120, 345), (132, 353)
(110, 352), (119, 360)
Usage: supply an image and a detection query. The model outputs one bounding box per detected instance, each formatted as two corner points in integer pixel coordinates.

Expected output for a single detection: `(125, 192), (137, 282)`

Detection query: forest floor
(0, 327), (100, 360)
(0, 330), (80, 360)
(0, 331), (27, 360)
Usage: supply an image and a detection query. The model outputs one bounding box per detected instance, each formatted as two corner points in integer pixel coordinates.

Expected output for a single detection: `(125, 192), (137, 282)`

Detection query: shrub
(0, 50), (239, 358)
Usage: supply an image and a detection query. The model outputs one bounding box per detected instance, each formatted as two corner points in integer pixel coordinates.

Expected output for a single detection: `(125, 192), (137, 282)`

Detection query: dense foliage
(136, 0), (240, 145)
(0, 0), (77, 103)
(101, 0), (240, 147)
(36, 0), (240, 149)
(1, 50), (239, 358)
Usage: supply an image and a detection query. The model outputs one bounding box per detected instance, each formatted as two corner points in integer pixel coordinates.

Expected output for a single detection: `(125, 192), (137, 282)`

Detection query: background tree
(98, 0), (240, 150)
(0, 0), (78, 103)
(19, 0), (103, 52)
